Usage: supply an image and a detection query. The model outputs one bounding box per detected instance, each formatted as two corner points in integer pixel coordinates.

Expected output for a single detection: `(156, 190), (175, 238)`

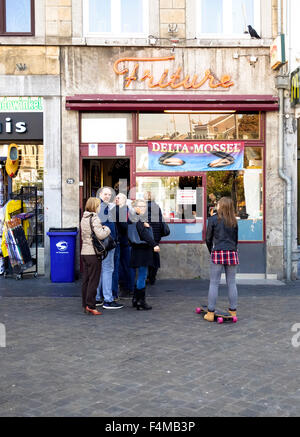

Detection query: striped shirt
(211, 250), (239, 265)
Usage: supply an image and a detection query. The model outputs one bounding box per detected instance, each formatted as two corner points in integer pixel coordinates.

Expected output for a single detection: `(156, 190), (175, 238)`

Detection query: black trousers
(81, 255), (102, 309)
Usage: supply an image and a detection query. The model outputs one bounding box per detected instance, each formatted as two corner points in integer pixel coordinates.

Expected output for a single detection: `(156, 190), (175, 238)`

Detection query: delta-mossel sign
(148, 141), (244, 172)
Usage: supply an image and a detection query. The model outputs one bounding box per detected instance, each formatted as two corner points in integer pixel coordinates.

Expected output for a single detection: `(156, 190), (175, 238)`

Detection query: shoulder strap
(89, 214), (96, 234)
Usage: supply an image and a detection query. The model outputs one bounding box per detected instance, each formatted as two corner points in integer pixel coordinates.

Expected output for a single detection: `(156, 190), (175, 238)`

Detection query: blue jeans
(96, 248), (115, 303)
(136, 266), (148, 290)
(119, 244), (136, 292)
(112, 243), (120, 298)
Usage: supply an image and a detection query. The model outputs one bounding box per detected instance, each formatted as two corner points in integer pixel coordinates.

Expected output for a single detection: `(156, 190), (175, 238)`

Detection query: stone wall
(160, 0), (186, 39)
(0, 47), (59, 76)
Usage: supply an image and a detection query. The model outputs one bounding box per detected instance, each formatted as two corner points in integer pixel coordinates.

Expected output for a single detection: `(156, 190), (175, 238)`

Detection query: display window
(11, 144), (44, 247)
(135, 175), (204, 242)
(207, 147), (263, 241)
(138, 112), (260, 141)
(80, 110), (265, 244)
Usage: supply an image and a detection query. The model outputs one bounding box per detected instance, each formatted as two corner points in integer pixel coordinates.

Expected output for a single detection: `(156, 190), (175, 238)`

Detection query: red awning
(66, 94), (279, 112)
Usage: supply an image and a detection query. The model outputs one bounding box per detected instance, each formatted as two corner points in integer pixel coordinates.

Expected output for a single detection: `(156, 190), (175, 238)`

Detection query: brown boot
(228, 309), (237, 317)
(204, 311), (215, 322)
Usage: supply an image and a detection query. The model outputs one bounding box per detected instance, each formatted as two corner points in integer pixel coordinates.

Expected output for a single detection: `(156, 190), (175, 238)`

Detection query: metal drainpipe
(278, 87), (292, 281)
(277, 0), (293, 281)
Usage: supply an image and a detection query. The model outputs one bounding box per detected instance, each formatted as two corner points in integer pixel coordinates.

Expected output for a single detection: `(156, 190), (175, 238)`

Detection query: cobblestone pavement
(1, 277), (300, 417)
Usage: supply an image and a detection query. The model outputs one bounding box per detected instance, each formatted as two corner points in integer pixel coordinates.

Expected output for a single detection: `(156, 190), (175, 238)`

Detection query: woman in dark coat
(129, 199), (160, 310)
(144, 192), (164, 285)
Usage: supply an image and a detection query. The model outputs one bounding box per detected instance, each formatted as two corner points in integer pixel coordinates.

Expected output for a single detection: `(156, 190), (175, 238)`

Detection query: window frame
(0, 0), (35, 36)
(196, 0), (261, 39)
(83, 0), (149, 38)
(78, 110), (266, 244)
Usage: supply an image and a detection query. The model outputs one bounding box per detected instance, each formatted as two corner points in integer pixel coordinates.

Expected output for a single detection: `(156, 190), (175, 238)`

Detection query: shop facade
(61, 45), (287, 279)
(0, 70), (61, 276)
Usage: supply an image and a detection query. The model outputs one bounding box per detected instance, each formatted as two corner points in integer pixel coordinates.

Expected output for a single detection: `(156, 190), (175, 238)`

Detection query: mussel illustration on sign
(158, 150), (235, 168)
(158, 152), (186, 166)
(207, 151), (235, 168)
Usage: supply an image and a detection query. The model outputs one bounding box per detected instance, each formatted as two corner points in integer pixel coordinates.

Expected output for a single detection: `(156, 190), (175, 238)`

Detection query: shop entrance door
(82, 158), (131, 208)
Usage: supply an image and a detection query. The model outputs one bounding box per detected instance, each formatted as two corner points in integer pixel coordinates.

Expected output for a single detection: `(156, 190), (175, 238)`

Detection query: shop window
(135, 176), (204, 241)
(81, 113), (133, 143)
(138, 113), (260, 142)
(196, 0), (260, 38)
(237, 114), (260, 139)
(0, 0), (34, 35)
(83, 0), (149, 37)
(12, 144), (44, 247)
(206, 147), (263, 241)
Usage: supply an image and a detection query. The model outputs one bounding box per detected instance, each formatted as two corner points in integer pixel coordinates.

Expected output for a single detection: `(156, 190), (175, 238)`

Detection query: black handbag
(128, 222), (154, 245)
(160, 220), (170, 237)
(89, 216), (116, 260)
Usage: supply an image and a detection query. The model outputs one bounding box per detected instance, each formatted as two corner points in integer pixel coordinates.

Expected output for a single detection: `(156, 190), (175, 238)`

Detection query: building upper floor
(0, 0), (281, 48)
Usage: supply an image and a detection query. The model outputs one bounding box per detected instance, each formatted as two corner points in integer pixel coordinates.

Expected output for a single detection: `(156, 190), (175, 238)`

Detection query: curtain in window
(201, 0), (223, 34)
(89, 0), (111, 33)
(121, 0), (143, 33)
(5, 0), (31, 32)
(232, 0), (254, 34)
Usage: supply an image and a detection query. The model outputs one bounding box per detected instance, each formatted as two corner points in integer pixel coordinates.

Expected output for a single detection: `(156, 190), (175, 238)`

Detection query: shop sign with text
(0, 113), (43, 140)
(114, 56), (234, 91)
(148, 141), (244, 172)
(0, 97), (43, 112)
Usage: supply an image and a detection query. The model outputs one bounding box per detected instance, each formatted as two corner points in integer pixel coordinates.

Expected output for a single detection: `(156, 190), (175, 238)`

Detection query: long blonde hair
(217, 197), (237, 228)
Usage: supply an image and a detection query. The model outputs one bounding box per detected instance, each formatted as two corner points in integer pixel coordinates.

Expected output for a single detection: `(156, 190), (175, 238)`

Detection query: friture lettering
(113, 56), (234, 90)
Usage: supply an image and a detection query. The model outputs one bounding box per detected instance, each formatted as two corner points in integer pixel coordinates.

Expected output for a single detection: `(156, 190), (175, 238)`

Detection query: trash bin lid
(48, 227), (78, 233)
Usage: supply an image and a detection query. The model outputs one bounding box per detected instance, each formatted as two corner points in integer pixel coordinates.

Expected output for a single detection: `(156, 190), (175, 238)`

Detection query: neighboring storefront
(62, 46), (283, 279)
(0, 97), (44, 273)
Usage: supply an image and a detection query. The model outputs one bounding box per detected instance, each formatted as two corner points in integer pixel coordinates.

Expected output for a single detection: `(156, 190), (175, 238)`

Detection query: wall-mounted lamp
(168, 23), (178, 35)
(249, 55), (258, 66)
(148, 35), (157, 45)
(232, 52), (258, 66)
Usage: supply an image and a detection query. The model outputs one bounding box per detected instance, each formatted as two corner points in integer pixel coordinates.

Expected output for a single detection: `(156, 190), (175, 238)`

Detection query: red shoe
(85, 306), (102, 315)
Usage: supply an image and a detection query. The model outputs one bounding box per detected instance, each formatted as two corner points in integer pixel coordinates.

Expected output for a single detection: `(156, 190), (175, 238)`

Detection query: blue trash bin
(47, 228), (78, 283)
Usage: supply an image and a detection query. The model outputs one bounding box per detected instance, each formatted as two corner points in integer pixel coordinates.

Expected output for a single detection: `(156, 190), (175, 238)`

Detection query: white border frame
(83, 0), (149, 38)
(196, 0), (261, 39)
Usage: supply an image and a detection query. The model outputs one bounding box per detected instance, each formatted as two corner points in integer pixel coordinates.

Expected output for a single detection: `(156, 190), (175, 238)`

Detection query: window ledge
(196, 38), (273, 48)
(79, 37), (150, 46)
(72, 37), (273, 48)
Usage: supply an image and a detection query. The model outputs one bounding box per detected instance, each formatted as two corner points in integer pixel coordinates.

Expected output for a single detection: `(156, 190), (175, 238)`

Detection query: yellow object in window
(1, 199), (29, 258)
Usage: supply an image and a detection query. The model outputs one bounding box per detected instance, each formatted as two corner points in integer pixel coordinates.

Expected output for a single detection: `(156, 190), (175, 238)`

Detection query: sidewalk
(1, 275), (300, 417)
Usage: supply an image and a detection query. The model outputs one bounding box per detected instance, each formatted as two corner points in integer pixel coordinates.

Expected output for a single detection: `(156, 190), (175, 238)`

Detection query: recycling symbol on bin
(56, 241), (68, 252)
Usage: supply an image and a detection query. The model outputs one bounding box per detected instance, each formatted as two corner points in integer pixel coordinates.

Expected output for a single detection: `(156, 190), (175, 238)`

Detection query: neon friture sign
(113, 56), (234, 90)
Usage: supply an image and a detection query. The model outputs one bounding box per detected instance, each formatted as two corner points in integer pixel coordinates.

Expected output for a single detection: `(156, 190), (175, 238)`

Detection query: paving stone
(1, 277), (300, 417)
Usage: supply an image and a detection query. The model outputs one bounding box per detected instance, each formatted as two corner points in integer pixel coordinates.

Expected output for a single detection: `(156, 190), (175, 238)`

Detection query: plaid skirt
(211, 250), (239, 265)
